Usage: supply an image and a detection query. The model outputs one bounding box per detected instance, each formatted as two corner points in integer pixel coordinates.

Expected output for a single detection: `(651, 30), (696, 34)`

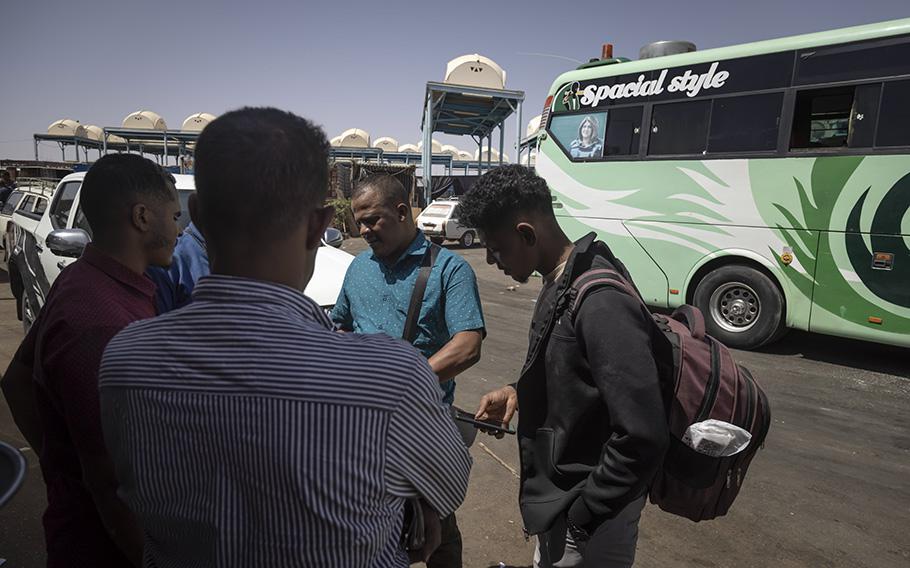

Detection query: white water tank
(83, 125), (104, 141)
(181, 112), (216, 132)
(445, 54), (506, 90)
(330, 135), (343, 147)
(417, 139), (443, 154)
(398, 143), (420, 153)
(475, 148), (509, 162)
(123, 110), (167, 130)
(373, 137), (399, 152)
(47, 119), (86, 138)
(440, 144), (460, 158)
(338, 128), (370, 148)
(526, 114), (542, 137)
(456, 150), (474, 161)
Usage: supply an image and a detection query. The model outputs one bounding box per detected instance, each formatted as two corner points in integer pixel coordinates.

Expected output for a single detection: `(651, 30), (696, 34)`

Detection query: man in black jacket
(460, 165), (668, 568)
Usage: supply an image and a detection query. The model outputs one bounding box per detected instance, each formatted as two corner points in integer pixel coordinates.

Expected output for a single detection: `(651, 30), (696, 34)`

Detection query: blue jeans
(533, 496), (646, 568)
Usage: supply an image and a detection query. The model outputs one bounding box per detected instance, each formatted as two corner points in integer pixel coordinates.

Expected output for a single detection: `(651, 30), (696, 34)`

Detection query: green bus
(534, 18), (910, 349)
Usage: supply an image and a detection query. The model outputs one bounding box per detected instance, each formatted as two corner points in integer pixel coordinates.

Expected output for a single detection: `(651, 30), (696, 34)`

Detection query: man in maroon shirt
(1, 153), (181, 567)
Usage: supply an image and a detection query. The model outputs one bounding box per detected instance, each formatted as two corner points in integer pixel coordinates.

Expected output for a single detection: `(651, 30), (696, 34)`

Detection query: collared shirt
(99, 275), (472, 568)
(15, 244), (156, 568)
(146, 222), (209, 313)
(331, 230), (485, 404)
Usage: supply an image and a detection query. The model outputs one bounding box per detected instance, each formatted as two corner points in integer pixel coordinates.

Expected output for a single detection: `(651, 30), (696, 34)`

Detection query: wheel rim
(463, 232), (474, 246)
(708, 282), (760, 333)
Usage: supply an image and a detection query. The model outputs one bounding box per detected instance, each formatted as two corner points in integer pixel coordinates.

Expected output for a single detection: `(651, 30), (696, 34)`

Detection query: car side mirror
(46, 229), (90, 258)
(323, 227), (344, 248)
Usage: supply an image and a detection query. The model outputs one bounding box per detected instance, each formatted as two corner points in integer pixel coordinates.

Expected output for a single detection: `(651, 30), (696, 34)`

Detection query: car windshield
(421, 204), (452, 218)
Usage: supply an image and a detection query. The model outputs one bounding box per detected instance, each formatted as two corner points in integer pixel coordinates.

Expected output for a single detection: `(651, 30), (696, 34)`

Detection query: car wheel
(693, 265), (784, 350)
(21, 294), (36, 334)
(430, 237), (445, 245)
(460, 231), (476, 248)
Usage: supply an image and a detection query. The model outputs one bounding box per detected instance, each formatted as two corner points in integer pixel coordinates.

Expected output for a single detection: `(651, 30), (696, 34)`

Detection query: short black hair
(80, 153), (176, 237)
(194, 107), (329, 243)
(457, 165), (553, 233)
(352, 174), (409, 208)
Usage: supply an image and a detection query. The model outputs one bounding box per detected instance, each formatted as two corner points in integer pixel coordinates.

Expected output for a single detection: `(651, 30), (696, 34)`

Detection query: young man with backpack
(461, 165), (669, 568)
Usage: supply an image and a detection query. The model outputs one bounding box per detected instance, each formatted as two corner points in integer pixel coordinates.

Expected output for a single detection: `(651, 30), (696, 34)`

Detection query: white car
(1, 185), (53, 269)
(416, 197), (478, 247)
(9, 172), (353, 329)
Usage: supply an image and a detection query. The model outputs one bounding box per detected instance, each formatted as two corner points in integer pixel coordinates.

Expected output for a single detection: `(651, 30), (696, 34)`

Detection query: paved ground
(0, 239), (908, 567)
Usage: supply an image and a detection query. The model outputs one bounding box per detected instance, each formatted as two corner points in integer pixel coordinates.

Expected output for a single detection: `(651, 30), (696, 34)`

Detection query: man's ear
(516, 222), (537, 247)
(397, 203), (411, 222)
(306, 205), (334, 250)
(130, 203), (151, 233)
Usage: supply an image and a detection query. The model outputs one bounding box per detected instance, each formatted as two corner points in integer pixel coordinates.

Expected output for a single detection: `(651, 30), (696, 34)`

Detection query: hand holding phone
(452, 406), (515, 436)
(472, 385), (518, 438)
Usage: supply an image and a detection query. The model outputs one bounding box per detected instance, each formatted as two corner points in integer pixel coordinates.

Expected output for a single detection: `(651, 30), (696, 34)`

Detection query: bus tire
(693, 265), (785, 350)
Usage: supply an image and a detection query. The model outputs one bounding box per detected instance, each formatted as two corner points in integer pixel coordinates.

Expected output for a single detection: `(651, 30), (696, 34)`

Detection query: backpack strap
(670, 304), (705, 340)
(402, 242), (441, 344)
(568, 268), (646, 323)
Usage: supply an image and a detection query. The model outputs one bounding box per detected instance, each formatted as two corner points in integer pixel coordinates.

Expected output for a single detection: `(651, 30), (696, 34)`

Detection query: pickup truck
(9, 171), (354, 331)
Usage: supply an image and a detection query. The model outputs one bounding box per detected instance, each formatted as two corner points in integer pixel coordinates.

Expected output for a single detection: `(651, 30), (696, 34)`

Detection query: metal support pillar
(422, 92), (433, 207)
(34, 139), (39, 161)
(499, 124), (504, 166)
(516, 101), (523, 166)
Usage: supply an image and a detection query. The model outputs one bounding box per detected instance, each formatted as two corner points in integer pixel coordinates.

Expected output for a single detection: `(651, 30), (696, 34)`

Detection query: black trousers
(426, 513), (462, 568)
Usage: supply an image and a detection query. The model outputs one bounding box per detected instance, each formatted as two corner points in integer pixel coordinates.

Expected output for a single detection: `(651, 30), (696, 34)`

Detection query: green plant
(328, 197), (353, 235)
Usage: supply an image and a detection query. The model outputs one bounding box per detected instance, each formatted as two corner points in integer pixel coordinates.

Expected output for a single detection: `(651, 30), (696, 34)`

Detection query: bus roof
(549, 18), (910, 92)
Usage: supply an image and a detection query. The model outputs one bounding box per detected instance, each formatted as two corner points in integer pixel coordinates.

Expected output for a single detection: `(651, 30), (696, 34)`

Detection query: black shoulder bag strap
(402, 242), (440, 343)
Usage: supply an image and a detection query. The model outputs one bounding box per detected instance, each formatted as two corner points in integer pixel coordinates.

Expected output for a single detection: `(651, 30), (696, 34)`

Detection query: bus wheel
(693, 265), (784, 350)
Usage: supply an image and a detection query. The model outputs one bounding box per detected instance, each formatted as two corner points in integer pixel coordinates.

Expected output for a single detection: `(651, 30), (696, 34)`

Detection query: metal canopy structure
(518, 132), (541, 167)
(420, 81), (524, 204)
(33, 128), (198, 169)
(102, 127), (198, 166)
(33, 135), (107, 163)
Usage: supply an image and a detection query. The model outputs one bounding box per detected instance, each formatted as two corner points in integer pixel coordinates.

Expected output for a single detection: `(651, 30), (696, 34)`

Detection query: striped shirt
(99, 275), (472, 567)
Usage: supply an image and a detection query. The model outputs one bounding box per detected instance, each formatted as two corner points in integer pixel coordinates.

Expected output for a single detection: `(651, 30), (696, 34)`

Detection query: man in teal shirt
(331, 174), (485, 567)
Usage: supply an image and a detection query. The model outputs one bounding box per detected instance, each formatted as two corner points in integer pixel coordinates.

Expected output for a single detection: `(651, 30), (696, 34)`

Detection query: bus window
(796, 36), (910, 86)
(648, 100), (710, 156)
(549, 112), (608, 160)
(847, 83), (881, 149)
(875, 80), (910, 147)
(708, 92), (783, 153)
(791, 85), (880, 150)
(603, 106), (642, 156)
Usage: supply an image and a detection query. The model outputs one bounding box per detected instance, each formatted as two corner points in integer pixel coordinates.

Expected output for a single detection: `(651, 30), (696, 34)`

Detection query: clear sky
(1, 0), (907, 161)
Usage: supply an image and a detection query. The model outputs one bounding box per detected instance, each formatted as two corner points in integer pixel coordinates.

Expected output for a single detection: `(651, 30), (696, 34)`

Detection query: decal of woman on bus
(570, 115), (604, 158)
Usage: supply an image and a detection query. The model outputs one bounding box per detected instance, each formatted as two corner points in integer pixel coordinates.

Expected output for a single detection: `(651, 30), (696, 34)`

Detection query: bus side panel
(554, 214), (669, 306)
(624, 222), (815, 330)
(754, 155), (910, 347)
(537, 145), (669, 306)
(811, 233), (910, 346)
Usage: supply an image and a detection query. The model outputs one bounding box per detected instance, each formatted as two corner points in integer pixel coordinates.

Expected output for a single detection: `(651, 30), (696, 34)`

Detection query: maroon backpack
(569, 268), (771, 522)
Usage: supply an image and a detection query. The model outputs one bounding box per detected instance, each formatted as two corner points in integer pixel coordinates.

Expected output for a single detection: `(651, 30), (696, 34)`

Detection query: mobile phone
(451, 407), (515, 435)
